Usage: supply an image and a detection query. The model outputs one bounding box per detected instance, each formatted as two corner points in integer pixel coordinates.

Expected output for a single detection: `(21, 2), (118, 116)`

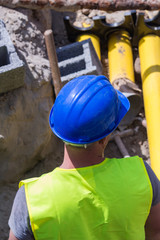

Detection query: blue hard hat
(49, 75), (130, 144)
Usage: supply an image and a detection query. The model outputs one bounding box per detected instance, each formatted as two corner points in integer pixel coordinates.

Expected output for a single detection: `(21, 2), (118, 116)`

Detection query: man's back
(19, 156), (152, 240)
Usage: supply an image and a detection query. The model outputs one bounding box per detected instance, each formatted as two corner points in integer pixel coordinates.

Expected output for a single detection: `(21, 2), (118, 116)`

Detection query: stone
(0, 7), (60, 183)
(0, 20), (25, 94)
(56, 39), (103, 83)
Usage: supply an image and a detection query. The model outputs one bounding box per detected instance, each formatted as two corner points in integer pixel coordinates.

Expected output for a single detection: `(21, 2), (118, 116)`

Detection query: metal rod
(44, 29), (62, 97)
(114, 135), (130, 158)
(109, 129), (134, 141)
(0, 0), (160, 11)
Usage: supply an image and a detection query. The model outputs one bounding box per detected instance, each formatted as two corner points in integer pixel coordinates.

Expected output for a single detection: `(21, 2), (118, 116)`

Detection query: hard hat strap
(63, 141), (88, 149)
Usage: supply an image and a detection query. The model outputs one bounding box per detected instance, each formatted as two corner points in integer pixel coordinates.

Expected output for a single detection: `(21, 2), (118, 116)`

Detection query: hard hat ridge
(49, 75), (130, 144)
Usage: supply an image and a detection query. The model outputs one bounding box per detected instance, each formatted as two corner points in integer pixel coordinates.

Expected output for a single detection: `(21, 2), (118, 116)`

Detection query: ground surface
(0, 8), (151, 239)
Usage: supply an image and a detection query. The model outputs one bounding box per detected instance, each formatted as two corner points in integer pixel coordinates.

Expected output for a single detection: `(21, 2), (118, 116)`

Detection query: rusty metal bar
(44, 29), (62, 97)
(0, 0), (160, 11)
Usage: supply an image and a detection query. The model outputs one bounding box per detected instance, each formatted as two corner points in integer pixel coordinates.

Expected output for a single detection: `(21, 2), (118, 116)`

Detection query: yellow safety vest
(20, 156), (152, 240)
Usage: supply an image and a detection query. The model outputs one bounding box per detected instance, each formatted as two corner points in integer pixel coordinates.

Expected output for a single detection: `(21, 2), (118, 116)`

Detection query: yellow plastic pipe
(76, 34), (101, 60)
(108, 30), (135, 84)
(139, 34), (160, 179)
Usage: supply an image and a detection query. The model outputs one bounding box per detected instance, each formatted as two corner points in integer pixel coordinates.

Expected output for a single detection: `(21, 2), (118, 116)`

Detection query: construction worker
(8, 75), (160, 240)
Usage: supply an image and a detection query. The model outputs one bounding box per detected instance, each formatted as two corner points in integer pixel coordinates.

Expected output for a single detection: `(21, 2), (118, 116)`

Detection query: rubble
(0, 0), (160, 11)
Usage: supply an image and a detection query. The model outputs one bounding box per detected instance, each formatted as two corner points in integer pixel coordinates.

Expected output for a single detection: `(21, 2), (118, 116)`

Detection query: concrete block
(56, 39), (102, 83)
(0, 20), (25, 94)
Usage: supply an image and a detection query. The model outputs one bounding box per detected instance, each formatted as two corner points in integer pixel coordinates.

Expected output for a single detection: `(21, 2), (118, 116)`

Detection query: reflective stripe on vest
(20, 156), (152, 240)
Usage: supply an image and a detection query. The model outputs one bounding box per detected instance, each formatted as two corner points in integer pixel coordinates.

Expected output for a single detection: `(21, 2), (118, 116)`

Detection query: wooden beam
(0, 0), (160, 11)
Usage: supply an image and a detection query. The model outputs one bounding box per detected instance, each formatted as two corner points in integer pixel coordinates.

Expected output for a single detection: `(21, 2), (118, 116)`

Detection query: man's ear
(99, 135), (110, 147)
(99, 137), (106, 146)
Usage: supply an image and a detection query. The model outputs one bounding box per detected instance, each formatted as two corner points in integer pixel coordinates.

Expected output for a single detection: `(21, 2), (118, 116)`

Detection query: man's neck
(60, 144), (104, 169)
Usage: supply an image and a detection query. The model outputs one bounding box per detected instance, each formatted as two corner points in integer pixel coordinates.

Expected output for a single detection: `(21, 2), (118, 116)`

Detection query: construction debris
(0, 0), (160, 11)
(0, 20), (25, 94)
(56, 39), (102, 84)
